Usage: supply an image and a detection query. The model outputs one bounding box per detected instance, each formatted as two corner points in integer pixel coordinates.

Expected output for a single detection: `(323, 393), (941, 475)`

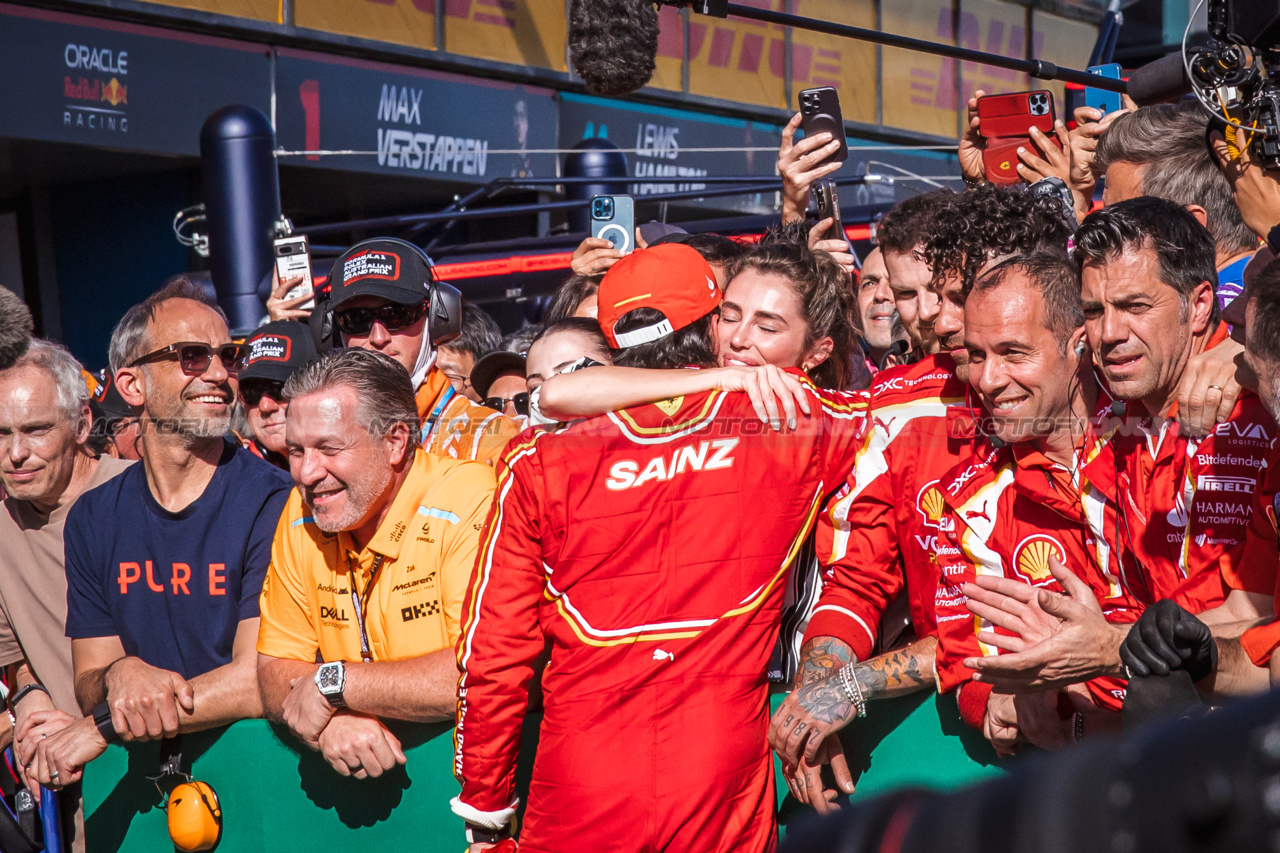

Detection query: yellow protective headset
(166, 779), (222, 852)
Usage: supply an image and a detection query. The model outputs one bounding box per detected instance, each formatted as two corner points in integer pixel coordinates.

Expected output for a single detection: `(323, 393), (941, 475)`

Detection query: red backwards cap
(596, 243), (722, 349)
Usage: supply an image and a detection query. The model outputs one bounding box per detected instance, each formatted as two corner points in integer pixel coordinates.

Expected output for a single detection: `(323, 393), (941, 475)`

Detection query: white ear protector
(1075, 340), (1086, 356)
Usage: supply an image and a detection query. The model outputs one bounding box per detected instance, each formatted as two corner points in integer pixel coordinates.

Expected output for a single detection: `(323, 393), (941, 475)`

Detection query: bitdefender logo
(63, 43), (128, 135)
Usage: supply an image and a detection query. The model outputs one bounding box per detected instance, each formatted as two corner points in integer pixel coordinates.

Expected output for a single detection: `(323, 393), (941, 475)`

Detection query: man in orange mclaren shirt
(326, 238), (519, 467)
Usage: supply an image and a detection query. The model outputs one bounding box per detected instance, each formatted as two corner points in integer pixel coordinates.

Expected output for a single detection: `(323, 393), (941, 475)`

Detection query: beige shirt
(0, 455), (132, 714)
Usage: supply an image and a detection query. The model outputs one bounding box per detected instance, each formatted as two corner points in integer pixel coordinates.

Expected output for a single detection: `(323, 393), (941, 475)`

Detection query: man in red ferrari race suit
(1080, 326), (1278, 615)
(769, 185), (1082, 800)
(958, 199), (1278, 699)
(807, 352), (973, 661)
(932, 431), (1143, 726)
(450, 242), (868, 853)
(924, 254), (1140, 746)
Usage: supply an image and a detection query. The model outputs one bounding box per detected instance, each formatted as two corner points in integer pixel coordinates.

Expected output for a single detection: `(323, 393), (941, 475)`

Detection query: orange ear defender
(166, 780), (222, 852)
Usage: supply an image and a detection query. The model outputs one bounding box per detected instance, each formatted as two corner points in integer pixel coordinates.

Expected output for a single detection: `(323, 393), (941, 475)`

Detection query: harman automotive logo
(63, 42), (129, 134)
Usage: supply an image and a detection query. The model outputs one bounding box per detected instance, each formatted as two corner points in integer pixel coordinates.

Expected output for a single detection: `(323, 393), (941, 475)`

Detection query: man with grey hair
(1093, 100), (1259, 308)
(30, 279), (292, 793)
(0, 339), (130, 852)
(256, 348), (495, 780)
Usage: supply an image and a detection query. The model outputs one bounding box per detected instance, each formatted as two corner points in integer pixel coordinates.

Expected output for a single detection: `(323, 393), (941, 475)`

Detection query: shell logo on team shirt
(917, 481), (945, 529)
(1012, 534), (1067, 585)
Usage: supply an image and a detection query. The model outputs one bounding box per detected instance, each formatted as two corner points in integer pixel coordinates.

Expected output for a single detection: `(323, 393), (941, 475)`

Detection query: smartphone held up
(976, 90), (1059, 185)
(273, 235), (315, 310)
(590, 195), (636, 255)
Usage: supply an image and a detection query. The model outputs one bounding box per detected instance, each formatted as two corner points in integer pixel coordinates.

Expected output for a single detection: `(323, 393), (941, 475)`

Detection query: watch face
(318, 665), (341, 691)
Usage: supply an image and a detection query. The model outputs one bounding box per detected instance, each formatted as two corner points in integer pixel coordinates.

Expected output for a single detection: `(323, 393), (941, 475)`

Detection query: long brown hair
(726, 225), (858, 390)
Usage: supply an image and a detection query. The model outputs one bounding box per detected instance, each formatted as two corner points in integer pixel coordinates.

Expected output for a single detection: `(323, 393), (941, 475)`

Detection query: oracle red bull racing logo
(63, 43), (129, 134)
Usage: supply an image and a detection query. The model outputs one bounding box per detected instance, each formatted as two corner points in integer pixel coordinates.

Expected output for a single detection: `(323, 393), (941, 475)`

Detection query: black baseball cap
(328, 238), (433, 310)
(640, 221), (689, 247)
(240, 320), (320, 384)
(90, 371), (139, 422)
(470, 351), (527, 399)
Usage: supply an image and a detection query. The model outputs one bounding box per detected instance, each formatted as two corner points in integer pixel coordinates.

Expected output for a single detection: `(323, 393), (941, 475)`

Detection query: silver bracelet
(836, 663), (867, 719)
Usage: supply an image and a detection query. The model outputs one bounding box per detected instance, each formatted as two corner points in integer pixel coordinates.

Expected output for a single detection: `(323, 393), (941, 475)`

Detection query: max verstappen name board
(0, 3), (270, 156)
(274, 50), (558, 182)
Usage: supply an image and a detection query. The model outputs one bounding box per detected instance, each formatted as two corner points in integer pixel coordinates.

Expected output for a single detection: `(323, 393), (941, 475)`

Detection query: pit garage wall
(0, 0), (1087, 367)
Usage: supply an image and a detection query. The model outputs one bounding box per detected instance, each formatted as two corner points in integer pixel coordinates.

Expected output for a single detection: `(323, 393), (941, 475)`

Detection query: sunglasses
(333, 301), (428, 337)
(129, 341), (247, 376)
(240, 380), (286, 408)
(484, 392), (530, 417)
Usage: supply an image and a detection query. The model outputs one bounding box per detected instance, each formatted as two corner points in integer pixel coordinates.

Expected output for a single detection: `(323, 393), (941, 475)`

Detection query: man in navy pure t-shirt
(29, 278), (291, 791)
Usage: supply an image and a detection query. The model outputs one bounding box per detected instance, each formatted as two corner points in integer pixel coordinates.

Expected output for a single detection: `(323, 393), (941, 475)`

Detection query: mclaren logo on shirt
(1012, 534), (1066, 586)
(605, 438), (738, 490)
(391, 572), (437, 592)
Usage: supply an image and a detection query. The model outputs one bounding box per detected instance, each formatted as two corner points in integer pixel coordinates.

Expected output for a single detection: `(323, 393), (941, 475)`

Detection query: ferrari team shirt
(257, 448), (496, 663)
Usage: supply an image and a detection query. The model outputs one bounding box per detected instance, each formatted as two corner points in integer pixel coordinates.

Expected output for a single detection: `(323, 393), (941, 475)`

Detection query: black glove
(1120, 599), (1218, 682)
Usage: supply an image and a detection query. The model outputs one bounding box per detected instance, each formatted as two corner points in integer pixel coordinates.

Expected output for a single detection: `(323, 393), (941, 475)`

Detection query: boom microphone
(568, 0), (659, 96)
(1126, 52), (1194, 106)
(0, 285), (33, 371)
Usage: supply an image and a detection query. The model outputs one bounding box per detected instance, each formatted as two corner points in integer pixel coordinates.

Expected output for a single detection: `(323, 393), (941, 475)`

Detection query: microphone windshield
(1126, 52), (1193, 107)
(569, 0), (659, 97)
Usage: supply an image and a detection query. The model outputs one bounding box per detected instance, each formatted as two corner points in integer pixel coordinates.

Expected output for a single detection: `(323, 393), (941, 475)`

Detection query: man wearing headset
(949, 200), (1278, 704)
(323, 239), (519, 468)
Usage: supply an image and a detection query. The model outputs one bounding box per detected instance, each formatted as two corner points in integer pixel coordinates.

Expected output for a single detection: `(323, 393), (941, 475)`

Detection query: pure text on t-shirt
(64, 440), (292, 680)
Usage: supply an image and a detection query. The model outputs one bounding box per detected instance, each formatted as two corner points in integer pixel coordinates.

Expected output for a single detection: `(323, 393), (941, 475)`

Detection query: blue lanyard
(420, 383), (457, 444)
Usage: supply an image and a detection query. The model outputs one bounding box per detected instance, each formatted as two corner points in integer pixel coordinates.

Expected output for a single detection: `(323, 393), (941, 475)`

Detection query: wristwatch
(465, 823), (512, 845)
(314, 661), (347, 708)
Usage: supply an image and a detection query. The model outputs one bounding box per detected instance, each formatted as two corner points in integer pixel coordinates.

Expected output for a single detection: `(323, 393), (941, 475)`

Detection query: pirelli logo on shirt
(1196, 475), (1255, 494)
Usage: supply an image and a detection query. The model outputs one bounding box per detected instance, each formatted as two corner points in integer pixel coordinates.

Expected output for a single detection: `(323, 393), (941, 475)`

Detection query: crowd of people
(1, 85), (1279, 853)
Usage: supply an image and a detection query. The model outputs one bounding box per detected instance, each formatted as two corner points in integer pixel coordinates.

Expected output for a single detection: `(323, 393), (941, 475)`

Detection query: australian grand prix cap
(240, 320), (321, 384)
(328, 238), (433, 310)
(596, 243), (722, 349)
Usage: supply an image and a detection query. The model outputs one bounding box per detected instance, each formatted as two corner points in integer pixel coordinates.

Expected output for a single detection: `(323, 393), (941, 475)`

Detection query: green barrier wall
(84, 694), (1003, 851)
(774, 690), (1005, 831)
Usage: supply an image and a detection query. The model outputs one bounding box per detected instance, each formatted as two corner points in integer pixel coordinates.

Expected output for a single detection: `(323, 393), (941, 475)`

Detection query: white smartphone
(273, 235), (314, 310)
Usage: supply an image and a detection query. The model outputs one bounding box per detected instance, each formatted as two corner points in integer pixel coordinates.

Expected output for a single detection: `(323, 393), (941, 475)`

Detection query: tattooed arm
(772, 636), (937, 763)
(768, 636), (937, 813)
(793, 636), (856, 688)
